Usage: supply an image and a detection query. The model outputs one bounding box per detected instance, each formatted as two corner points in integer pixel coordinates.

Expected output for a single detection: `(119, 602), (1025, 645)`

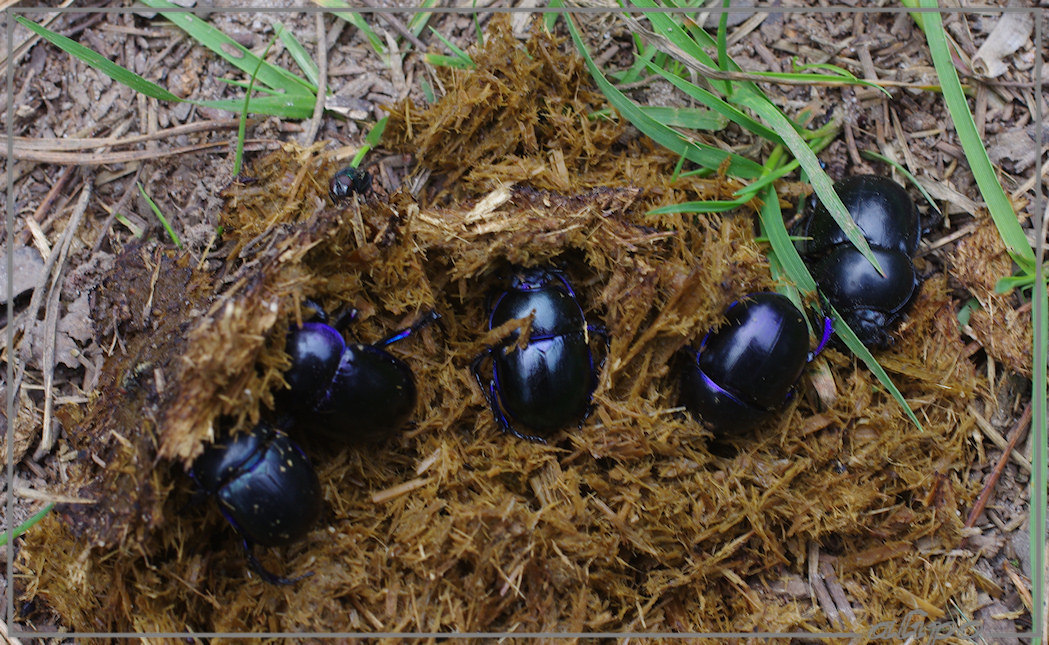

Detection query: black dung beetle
(282, 305), (440, 443)
(329, 165), (373, 201)
(680, 292), (831, 435)
(798, 175), (921, 347)
(191, 421), (322, 584)
(471, 267), (603, 443)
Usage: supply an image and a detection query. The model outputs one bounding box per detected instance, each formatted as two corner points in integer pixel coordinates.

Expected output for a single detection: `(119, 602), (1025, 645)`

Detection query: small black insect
(471, 267), (603, 443)
(798, 175), (921, 347)
(281, 304), (439, 443)
(329, 165), (373, 201)
(680, 292), (831, 436)
(191, 422), (322, 584)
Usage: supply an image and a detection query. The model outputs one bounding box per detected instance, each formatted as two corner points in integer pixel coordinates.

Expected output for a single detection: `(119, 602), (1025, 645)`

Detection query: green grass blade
(860, 149), (941, 216)
(616, 39), (661, 86)
(407, 1), (439, 39)
(759, 184), (817, 293)
(114, 212), (145, 238)
(792, 60), (892, 98)
(16, 15), (313, 120)
(274, 20), (321, 88)
(633, 0), (731, 96)
(0, 503), (55, 547)
(196, 95), (315, 119)
(216, 77), (283, 95)
(15, 16), (181, 102)
(471, 0), (484, 46)
(234, 35), (278, 177)
(564, 13), (762, 178)
(137, 183), (182, 249)
(749, 69), (892, 97)
(631, 2), (880, 272)
(734, 89), (883, 275)
(350, 116), (388, 167)
(758, 185), (922, 431)
(648, 200), (745, 215)
(140, 0), (315, 95)
(544, 0), (563, 31)
(909, 0), (1035, 272)
(424, 53), (474, 70)
(1031, 227), (1047, 645)
(830, 303), (926, 431)
(639, 105), (727, 131)
(314, 0), (387, 57)
(716, 0), (730, 77)
(429, 27), (475, 67)
(644, 62), (780, 142)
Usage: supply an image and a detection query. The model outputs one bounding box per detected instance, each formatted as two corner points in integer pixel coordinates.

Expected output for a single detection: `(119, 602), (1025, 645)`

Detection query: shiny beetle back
(472, 267), (599, 442)
(680, 293), (817, 435)
(798, 175), (922, 348)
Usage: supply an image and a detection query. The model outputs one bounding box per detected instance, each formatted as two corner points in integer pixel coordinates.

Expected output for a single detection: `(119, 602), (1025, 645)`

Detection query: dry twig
(965, 402), (1033, 528)
(35, 178), (94, 460)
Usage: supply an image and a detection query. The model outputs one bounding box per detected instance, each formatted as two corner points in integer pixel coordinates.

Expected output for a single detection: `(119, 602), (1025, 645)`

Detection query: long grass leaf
(910, 0), (1035, 272)
(645, 62), (781, 142)
(648, 200), (745, 215)
(274, 20), (321, 88)
(564, 13), (762, 178)
(137, 183), (183, 249)
(16, 16), (313, 119)
(429, 27), (475, 67)
(749, 69), (892, 97)
(735, 89), (883, 275)
(0, 503), (55, 547)
(639, 105), (727, 131)
(1031, 228), (1047, 645)
(407, 1), (439, 38)
(197, 95), (315, 119)
(313, 0), (387, 57)
(235, 36), (277, 177)
(758, 185), (922, 431)
(633, 0), (731, 96)
(140, 0), (316, 96)
(629, 5), (880, 272)
(15, 16), (181, 102)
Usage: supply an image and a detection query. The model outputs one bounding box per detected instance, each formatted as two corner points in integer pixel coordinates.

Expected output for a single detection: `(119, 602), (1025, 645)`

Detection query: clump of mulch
(17, 17), (981, 635)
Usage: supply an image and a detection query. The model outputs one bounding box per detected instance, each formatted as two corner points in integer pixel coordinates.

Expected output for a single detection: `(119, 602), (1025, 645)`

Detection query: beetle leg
(469, 348), (493, 400)
(552, 270), (578, 299)
(469, 349), (505, 429)
(331, 307), (360, 334)
(488, 381), (549, 444)
(242, 538), (313, 586)
(585, 324), (610, 392)
(301, 298), (330, 324)
(809, 316), (834, 360)
(376, 310), (441, 348)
